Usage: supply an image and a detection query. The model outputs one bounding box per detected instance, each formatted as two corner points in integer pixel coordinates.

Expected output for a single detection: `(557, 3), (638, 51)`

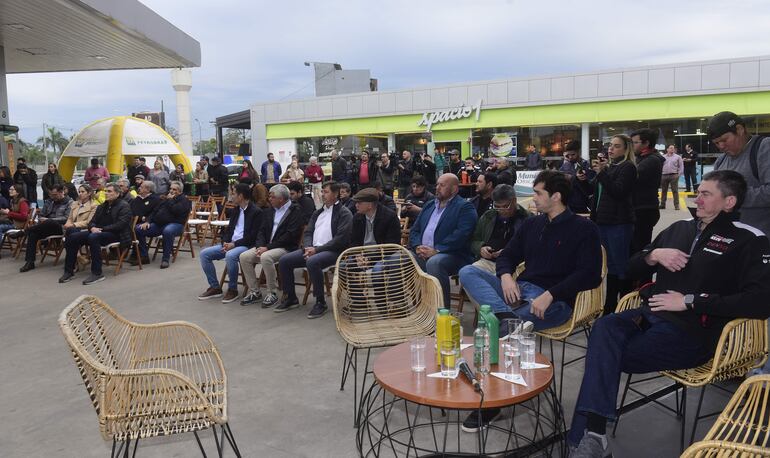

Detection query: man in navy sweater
(459, 170), (603, 433)
(460, 170), (603, 332)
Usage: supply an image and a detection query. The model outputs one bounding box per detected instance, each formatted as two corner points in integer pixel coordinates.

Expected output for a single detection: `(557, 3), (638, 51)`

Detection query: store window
(296, 135), (389, 163)
(471, 124), (581, 167)
(395, 133), (431, 157)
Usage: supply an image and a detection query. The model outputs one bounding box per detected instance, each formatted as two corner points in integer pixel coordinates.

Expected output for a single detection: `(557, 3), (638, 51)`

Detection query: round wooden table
(357, 338), (566, 457)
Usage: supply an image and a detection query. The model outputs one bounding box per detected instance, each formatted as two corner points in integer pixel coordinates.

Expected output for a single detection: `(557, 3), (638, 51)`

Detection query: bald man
(409, 173), (478, 307)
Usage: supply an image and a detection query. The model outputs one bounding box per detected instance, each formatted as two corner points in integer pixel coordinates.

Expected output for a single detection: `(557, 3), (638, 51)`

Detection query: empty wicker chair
(59, 295), (241, 457)
(683, 375), (770, 457)
(332, 243), (442, 427)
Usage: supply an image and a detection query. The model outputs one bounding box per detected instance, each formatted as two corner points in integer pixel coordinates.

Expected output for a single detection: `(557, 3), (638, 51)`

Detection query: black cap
(707, 111), (745, 140)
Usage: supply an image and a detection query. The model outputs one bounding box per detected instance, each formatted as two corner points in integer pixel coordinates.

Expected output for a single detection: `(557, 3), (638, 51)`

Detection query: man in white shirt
(276, 182), (353, 318)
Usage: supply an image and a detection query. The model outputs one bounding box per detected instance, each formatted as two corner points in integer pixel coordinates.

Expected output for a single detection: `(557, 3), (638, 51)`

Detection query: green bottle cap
(480, 304), (491, 312)
(438, 309), (449, 315)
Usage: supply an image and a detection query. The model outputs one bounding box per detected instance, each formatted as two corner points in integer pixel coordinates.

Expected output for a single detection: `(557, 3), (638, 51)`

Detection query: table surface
(373, 337), (554, 410)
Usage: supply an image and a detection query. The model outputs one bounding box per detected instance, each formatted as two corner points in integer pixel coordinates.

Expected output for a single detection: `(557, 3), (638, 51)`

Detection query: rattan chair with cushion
(332, 243), (442, 427)
(612, 291), (769, 451)
(535, 247), (607, 401)
(59, 295), (241, 457)
(682, 374), (770, 457)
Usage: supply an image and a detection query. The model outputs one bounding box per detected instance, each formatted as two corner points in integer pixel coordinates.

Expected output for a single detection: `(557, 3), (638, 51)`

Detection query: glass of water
(520, 331), (536, 368)
(501, 318), (523, 342)
(410, 337), (426, 372)
(439, 340), (458, 377)
(503, 341), (521, 380)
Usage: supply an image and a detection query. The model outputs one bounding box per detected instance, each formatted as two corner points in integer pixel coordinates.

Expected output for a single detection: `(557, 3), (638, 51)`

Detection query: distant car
(226, 164), (243, 181)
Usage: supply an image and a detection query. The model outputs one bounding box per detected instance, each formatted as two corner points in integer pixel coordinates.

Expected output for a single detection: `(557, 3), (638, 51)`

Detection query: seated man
(469, 173), (497, 217)
(134, 181), (191, 269)
(461, 171), (601, 330)
(400, 176), (434, 227)
(116, 178), (137, 202)
(350, 187), (401, 248)
(129, 180), (160, 228)
(338, 182), (357, 214)
(239, 184), (304, 307)
(569, 170), (770, 457)
(93, 177), (107, 204)
(277, 181), (352, 318)
(467, 184), (529, 275)
(20, 183), (73, 272)
(59, 183), (132, 285)
(409, 173), (477, 309)
(197, 184), (263, 303)
(288, 180), (316, 224)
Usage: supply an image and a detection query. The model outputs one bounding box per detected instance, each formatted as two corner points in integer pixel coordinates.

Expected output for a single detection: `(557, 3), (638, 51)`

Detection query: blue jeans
(411, 251), (469, 309)
(567, 308), (711, 445)
(135, 222), (183, 261)
(0, 223), (15, 240)
(458, 265), (572, 330)
(199, 244), (249, 290)
(598, 223), (633, 278)
(279, 249), (339, 302)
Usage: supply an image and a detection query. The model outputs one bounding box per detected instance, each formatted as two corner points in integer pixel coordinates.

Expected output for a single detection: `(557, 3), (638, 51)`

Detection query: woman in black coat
(589, 134), (637, 314)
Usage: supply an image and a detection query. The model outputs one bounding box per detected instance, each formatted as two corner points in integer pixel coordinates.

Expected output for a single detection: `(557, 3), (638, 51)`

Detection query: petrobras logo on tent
(125, 136), (168, 146)
(74, 137), (102, 148)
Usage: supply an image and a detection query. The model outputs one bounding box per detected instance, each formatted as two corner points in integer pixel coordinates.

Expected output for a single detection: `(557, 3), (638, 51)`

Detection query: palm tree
(36, 126), (68, 163)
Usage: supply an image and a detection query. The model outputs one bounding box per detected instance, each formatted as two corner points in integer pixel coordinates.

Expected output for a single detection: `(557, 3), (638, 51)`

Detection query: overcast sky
(7, 0), (770, 144)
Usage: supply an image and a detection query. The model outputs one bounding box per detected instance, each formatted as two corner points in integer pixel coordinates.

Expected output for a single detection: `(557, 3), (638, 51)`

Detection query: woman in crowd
(169, 163), (186, 182)
(149, 158), (171, 195)
(239, 159), (259, 185)
(41, 162), (65, 201)
(588, 134), (637, 315)
(281, 159), (304, 183)
(192, 161), (209, 198)
(252, 183), (270, 209)
(0, 184), (30, 240)
(0, 166), (12, 200)
(63, 184), (97, 236)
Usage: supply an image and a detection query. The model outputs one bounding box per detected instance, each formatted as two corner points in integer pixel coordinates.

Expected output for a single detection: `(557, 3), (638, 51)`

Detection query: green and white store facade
(249, 55), (770, 179)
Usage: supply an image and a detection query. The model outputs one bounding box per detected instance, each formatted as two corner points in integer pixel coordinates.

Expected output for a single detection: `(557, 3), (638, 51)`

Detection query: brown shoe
(221, 289), (239, 303)
(197, 287), (223, 300)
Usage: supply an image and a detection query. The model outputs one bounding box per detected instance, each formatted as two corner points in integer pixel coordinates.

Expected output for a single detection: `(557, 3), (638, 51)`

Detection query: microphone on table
(457, 358), (482, 393)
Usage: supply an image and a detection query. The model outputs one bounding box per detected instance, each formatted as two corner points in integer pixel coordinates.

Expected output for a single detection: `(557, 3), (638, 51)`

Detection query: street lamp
(194, 118), (202, 156)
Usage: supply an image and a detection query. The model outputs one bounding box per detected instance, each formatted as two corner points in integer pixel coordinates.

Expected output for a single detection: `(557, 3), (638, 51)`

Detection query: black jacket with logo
(627, 211), (770, 348)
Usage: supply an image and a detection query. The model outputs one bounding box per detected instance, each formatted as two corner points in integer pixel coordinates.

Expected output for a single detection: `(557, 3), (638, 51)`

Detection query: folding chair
(0, 207), (36, 259)
(37, 233), (65, 265)
(100, 216), (142, 275)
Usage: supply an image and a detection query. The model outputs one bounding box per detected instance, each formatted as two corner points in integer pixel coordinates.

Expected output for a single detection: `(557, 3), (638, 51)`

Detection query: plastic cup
(410, 337), (426, 372)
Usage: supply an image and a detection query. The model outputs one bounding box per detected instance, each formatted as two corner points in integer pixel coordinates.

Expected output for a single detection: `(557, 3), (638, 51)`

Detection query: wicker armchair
(612, 292), (768, 451)
(681, 440), (770, 458)
(59, 295), (241, 457)
(332, 244), (442, 426)
(535, 247), (607, 400)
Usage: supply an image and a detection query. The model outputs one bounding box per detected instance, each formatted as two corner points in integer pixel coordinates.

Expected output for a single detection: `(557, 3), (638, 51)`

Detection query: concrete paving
(0, 199), (734, 458)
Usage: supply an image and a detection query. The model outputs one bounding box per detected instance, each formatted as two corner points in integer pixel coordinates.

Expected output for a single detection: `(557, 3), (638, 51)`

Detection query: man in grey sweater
(710, 111), (770, 375)
(710, 111), (770, 235)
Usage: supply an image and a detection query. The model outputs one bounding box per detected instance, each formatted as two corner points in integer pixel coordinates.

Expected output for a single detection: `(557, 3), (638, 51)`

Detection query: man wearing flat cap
(710, 111), (770, 236)
(350, 188), (401, 248)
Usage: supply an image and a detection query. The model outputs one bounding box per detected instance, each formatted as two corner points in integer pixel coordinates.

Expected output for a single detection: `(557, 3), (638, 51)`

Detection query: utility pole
(42, 122), (48, 166)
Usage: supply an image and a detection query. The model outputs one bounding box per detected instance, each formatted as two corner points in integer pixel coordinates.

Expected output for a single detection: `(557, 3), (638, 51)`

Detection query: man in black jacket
(288, 180), (316, 223)
(13, 158), (38, 205)
(276, 181), (353, 318)
(128, 156), (150, 186)
(134, 181), (192, 268)
(20, 184), (73, 272)
(349, 188), (401, 247)
(630, 128), (664, 255)
(330, 149), (348, 183)
(239, 184), (305, 307)
(207, 156), (229, 197)
(197, 184), (263, 303)
(59, 183), (132, 285)
(130, 180), (160, 226)
(568, 170), (770, 457)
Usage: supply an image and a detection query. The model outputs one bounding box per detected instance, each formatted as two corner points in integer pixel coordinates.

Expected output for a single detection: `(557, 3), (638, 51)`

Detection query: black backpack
(713, 135), (765, 180)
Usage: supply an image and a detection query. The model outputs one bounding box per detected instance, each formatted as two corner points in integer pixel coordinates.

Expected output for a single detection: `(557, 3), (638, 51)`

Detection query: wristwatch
(684, 294), (695, 311)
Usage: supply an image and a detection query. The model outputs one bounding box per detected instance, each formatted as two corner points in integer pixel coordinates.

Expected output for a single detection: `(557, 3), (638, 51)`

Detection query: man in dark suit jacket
(60, 183), (132, 286)
(409, 173), (478, 308)
(277, 181), (353, 318)
(197, 184), (263, 303)
(350, 188), (401, 247)
(288, 180), (316, 224)
(240, 184), (305, 307)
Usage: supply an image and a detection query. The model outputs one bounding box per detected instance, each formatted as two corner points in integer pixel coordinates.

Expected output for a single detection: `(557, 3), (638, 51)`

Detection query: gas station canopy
(1, 0), (201, 73)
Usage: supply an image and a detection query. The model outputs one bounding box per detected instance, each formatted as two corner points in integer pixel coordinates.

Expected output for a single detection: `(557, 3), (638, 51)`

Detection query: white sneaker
(570, 432), (609, 458)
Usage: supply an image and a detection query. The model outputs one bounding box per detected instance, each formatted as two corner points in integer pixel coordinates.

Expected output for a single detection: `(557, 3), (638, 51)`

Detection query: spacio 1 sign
(417, 100), (482, 132)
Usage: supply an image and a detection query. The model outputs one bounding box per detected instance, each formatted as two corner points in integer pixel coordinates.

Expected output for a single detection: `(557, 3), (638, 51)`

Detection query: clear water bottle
(473, 320), (490, 375)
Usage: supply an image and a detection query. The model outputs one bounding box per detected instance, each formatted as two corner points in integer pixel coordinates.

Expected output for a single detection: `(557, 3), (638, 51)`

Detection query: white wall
(267, 138), (296, 172)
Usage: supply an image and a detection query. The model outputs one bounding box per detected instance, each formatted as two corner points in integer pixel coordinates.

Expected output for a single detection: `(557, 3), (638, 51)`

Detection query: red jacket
(305, 164), (324, 183)
(7, 198), (30, 228)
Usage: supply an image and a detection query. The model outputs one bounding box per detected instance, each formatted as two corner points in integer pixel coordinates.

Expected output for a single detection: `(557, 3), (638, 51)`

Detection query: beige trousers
(239, 247), (288, 294)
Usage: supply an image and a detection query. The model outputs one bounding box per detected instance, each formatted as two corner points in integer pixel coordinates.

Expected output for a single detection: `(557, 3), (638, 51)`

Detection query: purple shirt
(662, 153), (684, 175)
(421, 203), (447, 248)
